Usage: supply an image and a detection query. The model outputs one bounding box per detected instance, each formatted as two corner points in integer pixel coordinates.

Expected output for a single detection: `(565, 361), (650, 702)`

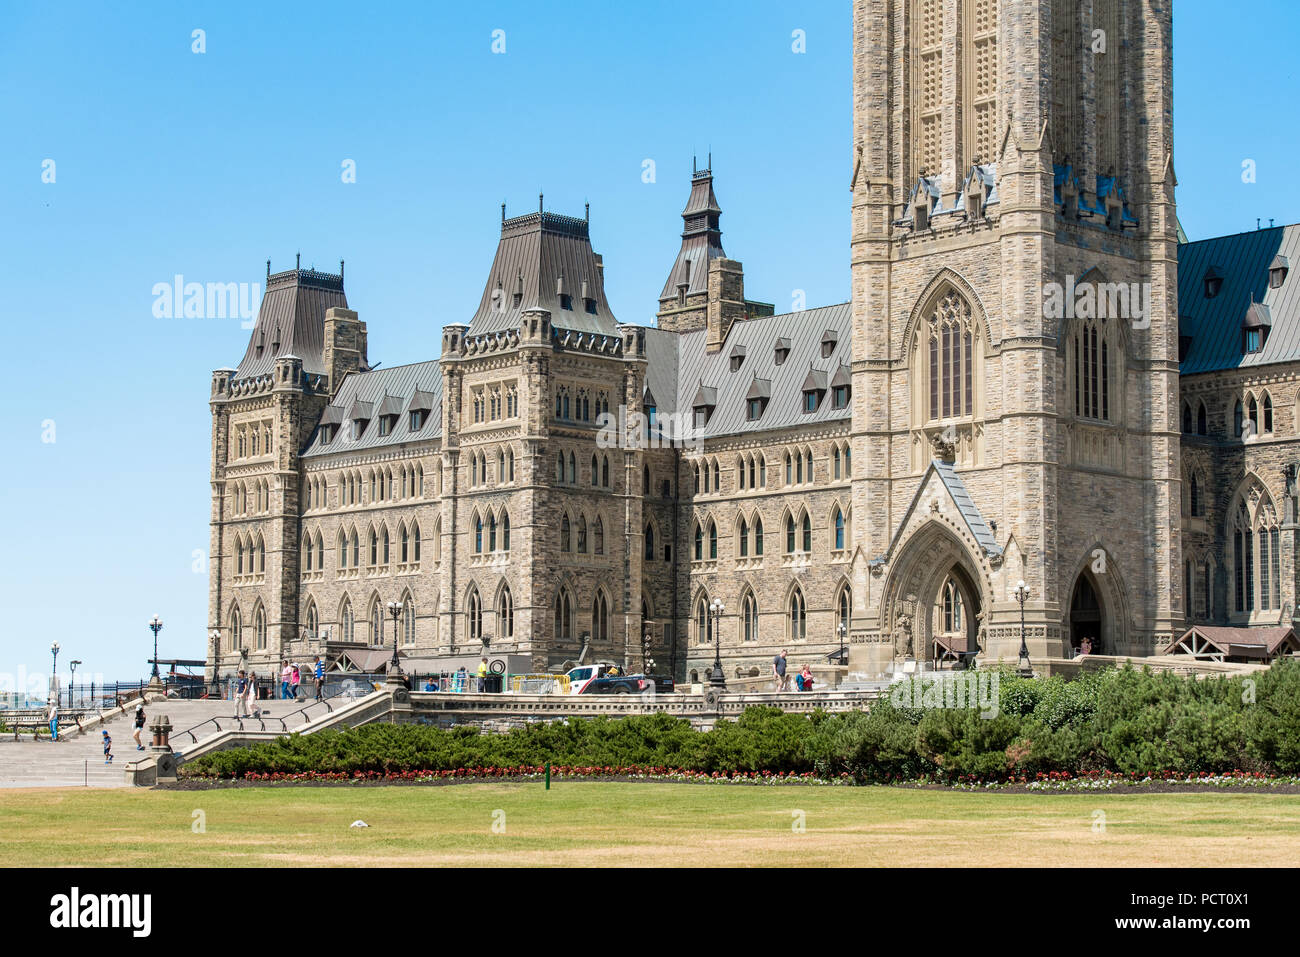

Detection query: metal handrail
(172, 688), (350, 745)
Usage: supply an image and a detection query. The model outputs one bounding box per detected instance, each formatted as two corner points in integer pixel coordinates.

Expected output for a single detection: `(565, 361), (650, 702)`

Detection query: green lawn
(2, 783), (1298, 867)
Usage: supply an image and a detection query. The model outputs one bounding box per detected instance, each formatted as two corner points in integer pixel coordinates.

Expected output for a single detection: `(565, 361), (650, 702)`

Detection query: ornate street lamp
(837, 622), (847, 663)
(68, 660), (81, 708)
(708, 598), (727, 690)
(50, 641), (60, 705)
(1013, 580), (1033, 677)
(386, 601), (403, 675)
(148, 616), (163, 681)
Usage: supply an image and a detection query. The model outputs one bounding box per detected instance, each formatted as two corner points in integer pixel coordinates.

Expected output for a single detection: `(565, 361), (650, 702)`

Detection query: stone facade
(207, 2), (1293, 687)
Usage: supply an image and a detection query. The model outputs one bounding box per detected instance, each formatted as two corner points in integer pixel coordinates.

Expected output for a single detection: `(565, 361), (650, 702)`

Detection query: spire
(659, 163), (726, 302)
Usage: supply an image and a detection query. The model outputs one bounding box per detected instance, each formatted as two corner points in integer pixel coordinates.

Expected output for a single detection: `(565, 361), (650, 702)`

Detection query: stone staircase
(0, 696), (327, 788)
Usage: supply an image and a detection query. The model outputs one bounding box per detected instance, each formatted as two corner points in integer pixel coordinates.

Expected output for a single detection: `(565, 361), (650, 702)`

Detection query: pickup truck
(564, 665), (674, 696)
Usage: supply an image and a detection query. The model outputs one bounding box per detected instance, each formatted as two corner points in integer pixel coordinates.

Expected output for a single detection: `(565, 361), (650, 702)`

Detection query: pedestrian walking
(234, 670), (249, 718)
(247, 672), (261, 718)
(47, 699), (59, 741)
(772, 650), (789, 692)
(132, 705), (147, 750)
(477, 657), (489, 693)
(102, 729), (113, 764)
(313, 656), (325, 701)
(279, 660), (292, 700)
(290, 663), (301, 701)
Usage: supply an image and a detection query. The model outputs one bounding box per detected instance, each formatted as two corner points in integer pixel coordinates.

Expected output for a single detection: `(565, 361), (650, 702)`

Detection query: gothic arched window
(927, 291), (975, 421)
(788, 587), (806, 642)
(742, 590), (759, 643)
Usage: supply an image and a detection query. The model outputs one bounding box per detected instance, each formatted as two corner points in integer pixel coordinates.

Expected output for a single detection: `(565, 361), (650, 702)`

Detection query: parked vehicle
(564, 665), (674, 695)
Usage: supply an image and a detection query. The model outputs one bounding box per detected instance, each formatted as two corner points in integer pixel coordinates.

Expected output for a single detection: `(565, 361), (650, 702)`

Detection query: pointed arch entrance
(880, 520), (988, 664)
(1068, 571), (1104, 655)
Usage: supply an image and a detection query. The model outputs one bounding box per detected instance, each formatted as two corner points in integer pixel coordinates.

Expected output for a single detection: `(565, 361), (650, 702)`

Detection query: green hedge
(182, 662), (1300, 783)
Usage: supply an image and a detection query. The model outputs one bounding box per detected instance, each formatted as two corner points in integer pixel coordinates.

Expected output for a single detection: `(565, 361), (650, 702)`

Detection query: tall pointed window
(468, 587), (483, 644)
(788, 587), (807, 642)
(925, 291), (975, 421)
(592, 591), (610, 643)
(497, 585), (514, 640)
(742, 591), (759, 643)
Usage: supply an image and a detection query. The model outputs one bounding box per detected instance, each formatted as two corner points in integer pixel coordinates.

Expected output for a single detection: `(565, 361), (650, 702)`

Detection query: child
(102, 730), (113, 764)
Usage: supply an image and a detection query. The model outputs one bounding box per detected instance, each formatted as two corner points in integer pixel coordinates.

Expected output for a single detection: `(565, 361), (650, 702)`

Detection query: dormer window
(820, 329), (838, 359)
(801, 368), (827, 414)
(346, 398), (373, 441)
(378, 414), (397, 437)
(409, 409), (427, 431)
(1204, 267), (1223, 299)
(729, 344), (746, 373)
(320, 424), (337, 445)
(1243, 300), (1271, 354)
(560, 294), (573, 310)
(691, 384), (716, 430)
(774, 338), (791, 365)
(745, 378), (771, 421)
(1270, 255), (1289, 290)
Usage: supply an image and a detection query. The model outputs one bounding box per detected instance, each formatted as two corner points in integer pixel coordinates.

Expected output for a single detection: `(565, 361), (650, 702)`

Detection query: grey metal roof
(234, 265), (347, 379)
(1179, 224), (1300, 374)
(303, 360), (443, 458)
(468, 210), (619, 336)
(933, 460), (1003, 557)
(658, 168), (726, 301)
(878, 459), (1003, 564)
(673, 302), (853, 438)
(643, 328), (681, 416)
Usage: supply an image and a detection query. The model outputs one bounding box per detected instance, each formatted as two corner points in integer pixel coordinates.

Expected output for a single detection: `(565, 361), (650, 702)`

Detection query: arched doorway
(880, 521), (987, 666)
(1069, 573), (1103, 655)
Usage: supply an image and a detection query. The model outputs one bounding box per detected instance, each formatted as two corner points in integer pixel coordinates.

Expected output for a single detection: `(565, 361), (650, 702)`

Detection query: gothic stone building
(206, 0), (1298, 684)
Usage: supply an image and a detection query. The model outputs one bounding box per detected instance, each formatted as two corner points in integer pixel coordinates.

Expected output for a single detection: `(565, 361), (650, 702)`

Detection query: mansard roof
(666, 302), (852, 437)
(468, 207), (619, 336)
(302, 360), (443, 458)
(234, 261), (348, 379)
(1179, 223), (1300, 374)
(659, 166), (727, 301)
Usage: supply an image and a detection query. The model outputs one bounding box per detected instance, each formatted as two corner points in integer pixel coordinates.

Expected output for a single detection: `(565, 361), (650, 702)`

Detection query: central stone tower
(848, 0), (1180, 671)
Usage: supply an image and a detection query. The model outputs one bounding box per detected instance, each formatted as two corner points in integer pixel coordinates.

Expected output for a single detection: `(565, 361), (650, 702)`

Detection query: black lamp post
(50, 641), (60, 705)
(708, 598), (727, 690)
(1014, 580), (1032, 677)
(386, 601), (402, 675)
(148, 615), (163, 680)
(837, 622), (846, 663)
(68, 660), (80, 708)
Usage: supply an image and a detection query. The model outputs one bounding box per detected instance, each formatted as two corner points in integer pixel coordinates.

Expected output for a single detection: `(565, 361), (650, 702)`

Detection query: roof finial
(585, 201), (590, 223)
(266, 259), (270, 281)
(340, 259), (344, 283)
(502, 201), (506, 224)
(539, 191), (544, 215)
(296, 251), (301, 271)
(708, 150), (712, 170)
(693, 154), (697, 174)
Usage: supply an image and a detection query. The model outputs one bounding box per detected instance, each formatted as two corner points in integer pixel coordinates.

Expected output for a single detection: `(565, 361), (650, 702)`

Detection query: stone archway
(1063, 547), (1130, 656)
(880, 520), (989, 664)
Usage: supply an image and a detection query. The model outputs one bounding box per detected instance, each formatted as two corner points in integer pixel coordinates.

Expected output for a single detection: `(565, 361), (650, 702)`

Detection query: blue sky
(1, 0), (1296, 685)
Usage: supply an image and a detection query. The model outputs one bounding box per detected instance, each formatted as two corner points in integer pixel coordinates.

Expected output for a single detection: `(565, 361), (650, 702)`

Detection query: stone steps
(0, 697), (319, 789)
